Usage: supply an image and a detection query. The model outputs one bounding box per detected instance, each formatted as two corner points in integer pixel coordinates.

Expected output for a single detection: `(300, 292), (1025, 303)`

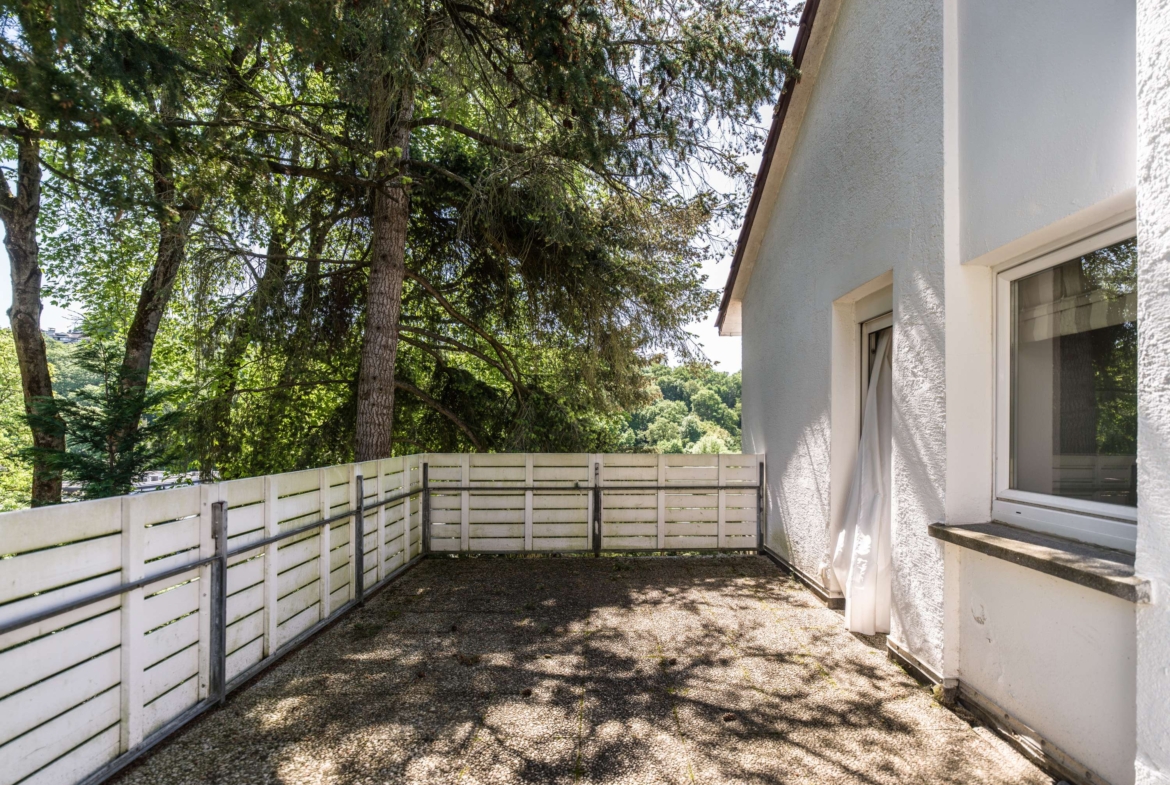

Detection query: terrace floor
(114, 556), (1052, 785)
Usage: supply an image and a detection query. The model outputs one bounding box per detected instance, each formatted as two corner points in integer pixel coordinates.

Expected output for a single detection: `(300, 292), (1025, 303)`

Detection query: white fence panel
(0, 452), (761, 785)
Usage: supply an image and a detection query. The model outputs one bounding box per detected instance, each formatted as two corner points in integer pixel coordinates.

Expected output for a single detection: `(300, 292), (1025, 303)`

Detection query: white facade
(1135, 4), (1170, 784)
(724, 1), (1166, 783)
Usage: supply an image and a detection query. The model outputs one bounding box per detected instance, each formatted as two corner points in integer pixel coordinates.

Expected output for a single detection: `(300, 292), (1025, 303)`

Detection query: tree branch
(264, 159), (375, 188)
(411, 117), (527, 154)
(394, 379), (484, 450)
(404, 269), (527, 397)
(399, 325), (512, 382)
(408, 159), (473, 190)
(229, 379), (352, 396)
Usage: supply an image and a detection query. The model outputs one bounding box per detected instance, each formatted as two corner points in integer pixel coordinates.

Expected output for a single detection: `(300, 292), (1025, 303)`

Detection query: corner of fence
(756, 459), (765, 555)
(421, 461), (431, 555)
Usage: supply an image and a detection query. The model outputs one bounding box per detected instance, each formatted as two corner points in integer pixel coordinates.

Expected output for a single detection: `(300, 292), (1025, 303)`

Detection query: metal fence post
(422, 462), (431, 555)
(593, 461), (601, 557)
(756, 461), (765, 555)
(210, 500), (228, 705)
(354, 475), (365, 605)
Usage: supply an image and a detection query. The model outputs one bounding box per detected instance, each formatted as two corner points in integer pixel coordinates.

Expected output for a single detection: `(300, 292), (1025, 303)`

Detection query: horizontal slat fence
(0, 452), (761, 785)
(423, 453), (763, 554)
(0, 456), (425, 785)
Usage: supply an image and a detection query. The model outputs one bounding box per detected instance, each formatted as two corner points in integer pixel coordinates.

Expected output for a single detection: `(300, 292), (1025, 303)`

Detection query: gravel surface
(114, 556), (1052, 785)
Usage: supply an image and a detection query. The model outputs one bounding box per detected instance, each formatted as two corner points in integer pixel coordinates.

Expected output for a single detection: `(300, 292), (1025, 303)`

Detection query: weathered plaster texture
(742, 0), (947, 672)
(742, 0), (1150, 780)
(1136, 3), (1170, 784)
(958, 0), (1137, 263)
(960, 551), (1137, 785)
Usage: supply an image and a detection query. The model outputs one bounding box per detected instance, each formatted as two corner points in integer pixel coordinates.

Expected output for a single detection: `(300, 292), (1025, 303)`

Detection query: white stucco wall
(957, 549), (1137, 784)
(741, 0), (947, 670)
(1136, 3), (1170, 784)
(741, 0), (1149, 780)
(943, 6), (1143, 783)
(958, 0), (1137, 264)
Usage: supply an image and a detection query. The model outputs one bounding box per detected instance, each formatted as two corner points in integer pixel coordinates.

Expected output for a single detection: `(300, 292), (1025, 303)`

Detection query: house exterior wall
(943, 4), (1141, 782)
(957, 548), (1137, 785)
(1135, 3), (1170, 784)
(741, 0), (947, 669)
(958, 0), (1137, 264)
(740, 0), (1150, 782)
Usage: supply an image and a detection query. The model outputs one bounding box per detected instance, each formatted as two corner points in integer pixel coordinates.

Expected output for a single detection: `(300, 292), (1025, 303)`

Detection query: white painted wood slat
(0, 496), (121, 557)
(0, 452), (761, 785)
(0, 535), (121, 605)
(20, 724), (120, 785)
(460, 454), (470, 552)
(119, 496), (145, 752)
(0, 686), (120, 785)
(657, 455), (666, 549)
(0, 610), (120, 699)
(0, 648), (119, 743)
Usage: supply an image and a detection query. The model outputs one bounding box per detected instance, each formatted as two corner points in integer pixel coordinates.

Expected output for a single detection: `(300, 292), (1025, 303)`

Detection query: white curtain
(830, 330), (893, 636)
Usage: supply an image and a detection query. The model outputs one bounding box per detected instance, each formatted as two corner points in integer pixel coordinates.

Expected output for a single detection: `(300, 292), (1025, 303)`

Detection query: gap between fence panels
(0, 453), (764, 785)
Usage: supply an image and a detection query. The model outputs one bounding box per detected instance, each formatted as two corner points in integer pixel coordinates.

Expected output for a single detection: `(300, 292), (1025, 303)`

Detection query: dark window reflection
(1010, 237), (1137, 507)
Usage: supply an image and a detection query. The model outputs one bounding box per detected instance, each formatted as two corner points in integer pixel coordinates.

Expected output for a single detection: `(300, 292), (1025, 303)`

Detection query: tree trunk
(355, 181), (410, 461)
(355, 83), (415, 462)
(122, 149), (198, 389)
(0, 135), (64, 505)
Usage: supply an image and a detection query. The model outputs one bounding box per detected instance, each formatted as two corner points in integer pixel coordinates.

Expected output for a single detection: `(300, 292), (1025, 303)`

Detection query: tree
(0, 0), (794, 499)
(0, 328), (32, 509)
(222, 0), (795, 460)
(619, 364), (741, 453)
(0, 130), (62, 503)
(24, 339), (178, 499)
(0, 0), (194, 502)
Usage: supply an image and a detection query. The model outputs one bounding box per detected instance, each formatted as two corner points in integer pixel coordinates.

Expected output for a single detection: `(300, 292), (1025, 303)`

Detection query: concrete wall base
(958, 681), (1113, 785)
(760, 545), (845, 609)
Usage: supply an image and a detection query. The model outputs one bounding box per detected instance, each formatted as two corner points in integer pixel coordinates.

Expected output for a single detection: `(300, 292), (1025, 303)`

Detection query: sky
(688, 167), (752, 373)
(0, 25), (798, 374)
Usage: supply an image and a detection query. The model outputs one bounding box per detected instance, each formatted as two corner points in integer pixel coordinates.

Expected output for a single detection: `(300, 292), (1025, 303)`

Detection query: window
(995, 222), (1138, 550)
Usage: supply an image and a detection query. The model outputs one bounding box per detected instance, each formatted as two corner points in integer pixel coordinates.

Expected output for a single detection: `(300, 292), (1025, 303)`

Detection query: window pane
(1010, 237), (1138, 507)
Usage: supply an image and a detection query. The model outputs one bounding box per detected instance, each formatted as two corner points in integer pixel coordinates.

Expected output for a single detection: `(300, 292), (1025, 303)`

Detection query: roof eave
(715, 0), (825, 336)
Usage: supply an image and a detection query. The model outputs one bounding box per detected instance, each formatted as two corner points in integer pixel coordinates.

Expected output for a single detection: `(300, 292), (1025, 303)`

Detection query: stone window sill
(928, 521), (1150, 603)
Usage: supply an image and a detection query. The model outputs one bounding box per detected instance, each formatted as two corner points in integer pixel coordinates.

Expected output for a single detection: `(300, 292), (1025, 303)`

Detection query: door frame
(859, 312), (893, 427)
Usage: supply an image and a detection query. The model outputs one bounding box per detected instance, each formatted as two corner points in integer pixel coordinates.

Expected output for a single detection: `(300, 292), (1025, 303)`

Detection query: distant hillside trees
(619, 365), (741, 454)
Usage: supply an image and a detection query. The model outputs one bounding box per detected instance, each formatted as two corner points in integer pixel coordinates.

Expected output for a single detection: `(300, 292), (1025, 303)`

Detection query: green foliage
(0, 0), (794, 497)
(40, 192), (160, 339)
(24, 340), (181, 499)
(619, 364), (741, 454)
(0, 331), (32, 510)
(0, 332), (107, 509)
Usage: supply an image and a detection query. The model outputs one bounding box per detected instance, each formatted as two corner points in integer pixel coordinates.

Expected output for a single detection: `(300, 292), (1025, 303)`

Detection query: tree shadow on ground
(113, 556), (1052, 785)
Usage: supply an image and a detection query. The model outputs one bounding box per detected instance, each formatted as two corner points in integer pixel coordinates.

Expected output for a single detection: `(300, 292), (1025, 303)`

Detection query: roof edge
(714, 0), (823, 332)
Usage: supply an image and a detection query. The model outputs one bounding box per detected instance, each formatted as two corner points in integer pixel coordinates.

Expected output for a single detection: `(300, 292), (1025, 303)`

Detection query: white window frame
(993, 219), (1138, 552)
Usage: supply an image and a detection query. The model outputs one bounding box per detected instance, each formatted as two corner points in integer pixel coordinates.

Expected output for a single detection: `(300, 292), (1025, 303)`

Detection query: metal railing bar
(360, 487), (422, 511)
(429, 548), (762, 557)
(226, 516), (346, 558)
(0, 554), (219, 638)
(1, 489), (427, 638)
(225, 487), (421, 559)
(0, 476), (761, 640)
(423, 484), (762, 492)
